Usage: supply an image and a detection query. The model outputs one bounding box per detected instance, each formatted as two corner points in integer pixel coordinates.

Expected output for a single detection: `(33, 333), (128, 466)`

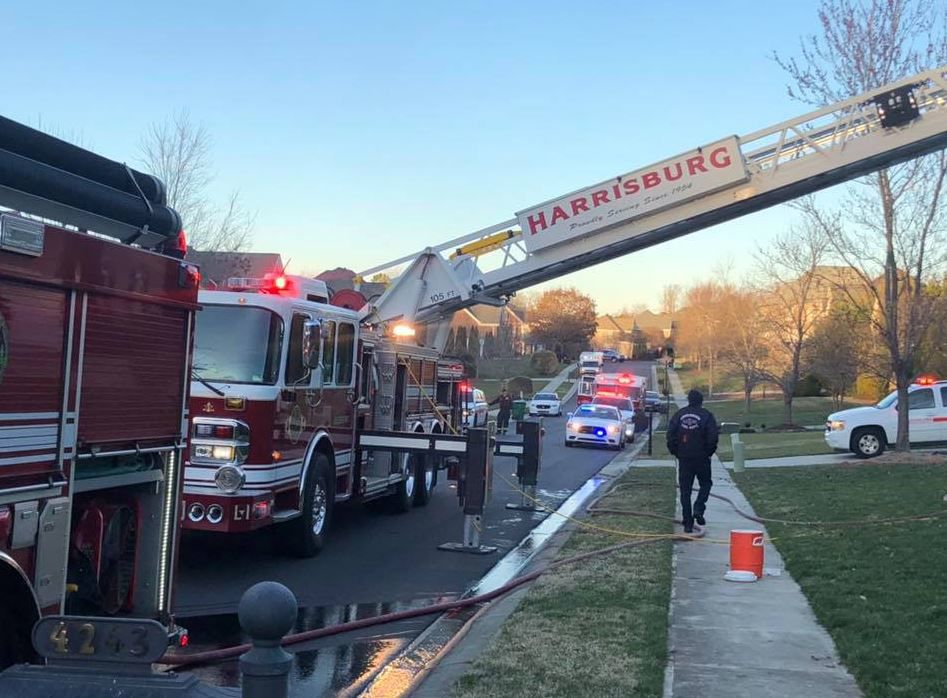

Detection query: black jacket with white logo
(667, 405), (719, 461)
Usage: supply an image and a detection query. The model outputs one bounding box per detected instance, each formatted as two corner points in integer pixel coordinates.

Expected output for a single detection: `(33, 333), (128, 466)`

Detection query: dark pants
(678, 458), (712, 526)
(497, 409), (511, 432)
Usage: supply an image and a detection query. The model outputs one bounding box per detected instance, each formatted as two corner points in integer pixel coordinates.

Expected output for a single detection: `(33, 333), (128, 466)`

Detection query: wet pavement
(178, 598), (448, 696)
(172, 362), (654, 694)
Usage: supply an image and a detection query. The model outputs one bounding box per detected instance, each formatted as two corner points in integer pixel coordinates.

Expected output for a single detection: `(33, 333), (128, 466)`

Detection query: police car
(825, 377), (947, 458)
(565, 404), (626, 450)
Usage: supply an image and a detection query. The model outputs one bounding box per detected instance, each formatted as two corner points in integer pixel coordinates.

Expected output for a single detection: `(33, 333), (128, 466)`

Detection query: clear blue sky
(3, 0), (831, 313)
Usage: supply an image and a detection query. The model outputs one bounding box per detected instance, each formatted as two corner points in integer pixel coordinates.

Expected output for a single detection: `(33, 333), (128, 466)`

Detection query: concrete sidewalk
(664, 368), (861, 697)
(638, 453), (854, 469)
(725, 452), (856, 468)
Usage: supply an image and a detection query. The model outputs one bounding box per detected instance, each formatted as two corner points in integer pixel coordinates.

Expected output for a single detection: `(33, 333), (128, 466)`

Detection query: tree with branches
(528, 287), (597, 360)
(139, 110), (255, 252)
(754, 225), (827, 425)
(779, 0), (947, 449)
(807, 306), (867, 409)
(718, 288), (769, 413)
(660, 284), (683, 315)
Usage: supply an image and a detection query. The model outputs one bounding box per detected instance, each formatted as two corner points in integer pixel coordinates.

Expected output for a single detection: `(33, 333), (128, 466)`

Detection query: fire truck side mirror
(303, 320), (323, 369)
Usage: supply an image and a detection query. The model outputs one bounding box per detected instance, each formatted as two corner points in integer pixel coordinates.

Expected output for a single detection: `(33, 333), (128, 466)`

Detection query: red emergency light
(617, 375), (632, 384)
(260, 272), (297, 296)
(915, 374), (939, 385)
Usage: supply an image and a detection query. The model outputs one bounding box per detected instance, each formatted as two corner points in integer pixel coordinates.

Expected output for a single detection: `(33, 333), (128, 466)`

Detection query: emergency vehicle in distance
(595, 372), (648, 411)
(576, 352), (605, 405)
(578, 351), (604, 376)
(0, 117), (197, 668)
(182, 273), (466, 556)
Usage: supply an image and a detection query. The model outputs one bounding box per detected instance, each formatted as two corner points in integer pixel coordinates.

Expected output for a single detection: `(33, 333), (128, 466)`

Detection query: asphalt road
(174, 360), (654, 695)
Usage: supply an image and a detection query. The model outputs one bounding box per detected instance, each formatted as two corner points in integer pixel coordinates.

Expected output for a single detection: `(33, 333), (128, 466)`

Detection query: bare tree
(779, 0), (947, 450)
(755, 225), (827, 425)
(139, 110), (254, 252)
(718, 288), (769, 414)
(660, 284), (682, 315)
(678, 282), (729, 394)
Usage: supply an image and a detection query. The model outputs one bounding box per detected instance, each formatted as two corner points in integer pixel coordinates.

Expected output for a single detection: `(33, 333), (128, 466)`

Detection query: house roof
(316, 267), (358, 282)
(188, 250), (284, 286)
(597, 311), (676, 333)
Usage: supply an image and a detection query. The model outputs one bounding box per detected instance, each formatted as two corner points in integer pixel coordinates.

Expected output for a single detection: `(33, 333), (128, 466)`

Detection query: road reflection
(178, 596), (452, 696)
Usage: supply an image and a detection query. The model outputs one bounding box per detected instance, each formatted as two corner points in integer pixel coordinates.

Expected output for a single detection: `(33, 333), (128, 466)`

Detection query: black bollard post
(648, 411), (653, 455)
(239, 581), (298, 698)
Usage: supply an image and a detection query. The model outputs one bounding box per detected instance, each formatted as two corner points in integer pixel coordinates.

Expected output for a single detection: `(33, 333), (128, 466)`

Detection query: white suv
(825, 380), (947, 458)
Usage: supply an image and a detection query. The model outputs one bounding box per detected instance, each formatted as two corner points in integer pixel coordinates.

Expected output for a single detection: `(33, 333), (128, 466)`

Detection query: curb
(362, 437), (649, 697)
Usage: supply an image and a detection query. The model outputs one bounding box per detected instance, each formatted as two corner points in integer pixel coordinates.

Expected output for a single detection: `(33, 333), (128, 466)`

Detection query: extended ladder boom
(361, 65), (947, 338)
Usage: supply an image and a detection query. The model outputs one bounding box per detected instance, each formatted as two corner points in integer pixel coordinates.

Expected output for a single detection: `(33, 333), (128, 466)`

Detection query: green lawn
(476, 377), (574, 402)
(734, 462), (947, 698)
(453, 468), (675, 698)
(705, 396), (859, 428)
(477, 356), (567, 380)
(717, 431), (831, 461)
(674, 364), (745, 394)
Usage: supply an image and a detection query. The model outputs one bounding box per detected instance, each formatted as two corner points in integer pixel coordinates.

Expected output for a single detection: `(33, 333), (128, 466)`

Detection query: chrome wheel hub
(858, 434), (880, 455)
(311, 482), (327, 535)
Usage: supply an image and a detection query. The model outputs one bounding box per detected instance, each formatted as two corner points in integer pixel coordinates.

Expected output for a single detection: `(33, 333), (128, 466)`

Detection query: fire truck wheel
(0, 605), (32, 671)
(413, 455), (436, 507)
(389, 454), (416, 514)
(288, 453), (333, 557)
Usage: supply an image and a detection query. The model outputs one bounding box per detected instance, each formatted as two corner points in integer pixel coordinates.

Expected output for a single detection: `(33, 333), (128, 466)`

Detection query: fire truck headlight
(215, 465), (246, 494)
(212, 445), (235, 460)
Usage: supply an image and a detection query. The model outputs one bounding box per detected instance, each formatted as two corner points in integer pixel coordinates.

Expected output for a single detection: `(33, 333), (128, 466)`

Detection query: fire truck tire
(389, 454), (416, 514)
(288, 454), (333, 557)
(0, 605), (32, 671)
(413, 455), (436, 507)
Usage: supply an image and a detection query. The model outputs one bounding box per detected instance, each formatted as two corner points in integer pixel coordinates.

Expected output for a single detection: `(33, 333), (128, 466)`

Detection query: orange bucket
(730, 529), (764, 578)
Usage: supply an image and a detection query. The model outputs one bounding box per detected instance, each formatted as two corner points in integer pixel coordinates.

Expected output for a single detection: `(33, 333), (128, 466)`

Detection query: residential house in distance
(447, 305), (529, 357)
(594, 311), (677, 358)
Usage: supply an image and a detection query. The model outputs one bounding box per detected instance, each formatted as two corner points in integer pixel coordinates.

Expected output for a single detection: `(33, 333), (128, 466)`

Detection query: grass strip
(453, 467), (675, 698)
(734, 462), (947, 698)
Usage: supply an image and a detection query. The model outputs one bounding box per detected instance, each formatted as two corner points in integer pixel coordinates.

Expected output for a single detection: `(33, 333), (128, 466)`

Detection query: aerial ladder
(358, 64), (947, 348)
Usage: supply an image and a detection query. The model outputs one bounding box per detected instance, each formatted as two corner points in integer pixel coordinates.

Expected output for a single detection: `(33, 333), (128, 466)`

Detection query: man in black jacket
(666, 389), (719, 533)
(490, 388), (514, 434)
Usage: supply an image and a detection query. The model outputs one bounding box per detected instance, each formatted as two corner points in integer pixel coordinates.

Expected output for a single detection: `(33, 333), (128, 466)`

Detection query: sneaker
(695, 513), (706, 526)
(683, 523), (694, 534)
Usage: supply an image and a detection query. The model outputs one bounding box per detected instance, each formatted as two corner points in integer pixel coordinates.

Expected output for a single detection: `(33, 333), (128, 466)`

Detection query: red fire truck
(0, 117), (198, 666)
(594, 373), (648, 410)
(181, 273), (466, 556)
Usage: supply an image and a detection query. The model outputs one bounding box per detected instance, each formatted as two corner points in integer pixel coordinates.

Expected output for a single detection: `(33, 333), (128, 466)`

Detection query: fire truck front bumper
(182, 492), (274, 532)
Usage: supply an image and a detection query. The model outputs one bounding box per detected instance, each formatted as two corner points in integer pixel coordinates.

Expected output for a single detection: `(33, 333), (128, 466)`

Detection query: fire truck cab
(183, 273), (464, 557)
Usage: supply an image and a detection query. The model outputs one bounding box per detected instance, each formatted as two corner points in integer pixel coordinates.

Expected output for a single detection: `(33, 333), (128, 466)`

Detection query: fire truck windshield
(193, 305), (283, 385)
